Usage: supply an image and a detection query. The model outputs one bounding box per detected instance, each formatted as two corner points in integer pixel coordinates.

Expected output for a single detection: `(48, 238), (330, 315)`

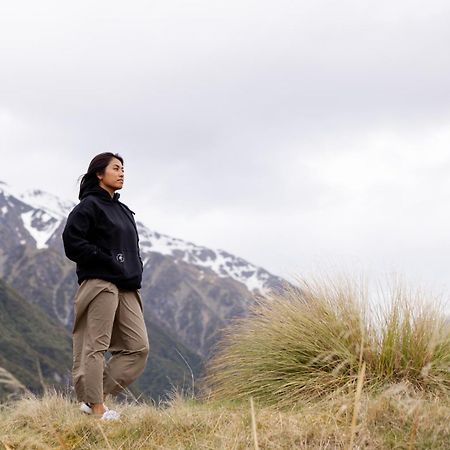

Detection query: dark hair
(77, 152), (124, 200)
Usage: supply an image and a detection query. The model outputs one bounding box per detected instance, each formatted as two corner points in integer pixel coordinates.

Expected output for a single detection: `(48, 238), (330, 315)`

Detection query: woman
(62, 152), (150, 420)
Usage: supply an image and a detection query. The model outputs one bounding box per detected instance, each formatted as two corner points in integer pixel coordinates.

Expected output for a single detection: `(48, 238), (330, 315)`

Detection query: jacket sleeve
(62, 201), (110, 266)
(120, 202), (144, 272)
(133, 215), (144, 271)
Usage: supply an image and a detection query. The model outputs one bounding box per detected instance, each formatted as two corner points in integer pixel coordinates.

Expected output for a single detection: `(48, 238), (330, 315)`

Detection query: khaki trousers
(72, 278), (150, 404)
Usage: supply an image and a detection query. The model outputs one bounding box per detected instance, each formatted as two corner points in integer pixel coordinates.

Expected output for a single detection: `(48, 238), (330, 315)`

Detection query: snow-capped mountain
(137, 226), (276, 295)
(0, 181), (74, 249)
(0, 179), (281, 295)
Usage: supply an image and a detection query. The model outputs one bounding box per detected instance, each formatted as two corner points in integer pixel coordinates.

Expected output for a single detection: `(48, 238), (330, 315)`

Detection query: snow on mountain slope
(0, 180), (75, 249)
(137, 224), (274, 293)
(0, 181), (74, 218)
(17, 188), (74, 219)
(20, 209), (60, 249)
(0, 180), (279, 294)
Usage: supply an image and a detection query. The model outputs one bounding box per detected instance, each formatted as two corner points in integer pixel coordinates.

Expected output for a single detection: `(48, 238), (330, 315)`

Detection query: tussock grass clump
(202, 274), (450, 407)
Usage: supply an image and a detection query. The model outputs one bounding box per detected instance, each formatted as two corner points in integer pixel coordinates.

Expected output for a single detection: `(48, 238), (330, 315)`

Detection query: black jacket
(62, 184), (143, 290)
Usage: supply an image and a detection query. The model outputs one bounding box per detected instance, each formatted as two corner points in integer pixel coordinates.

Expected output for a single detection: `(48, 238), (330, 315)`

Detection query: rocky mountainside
(0, 180), (288, 359)
(0, 278), (72, 400)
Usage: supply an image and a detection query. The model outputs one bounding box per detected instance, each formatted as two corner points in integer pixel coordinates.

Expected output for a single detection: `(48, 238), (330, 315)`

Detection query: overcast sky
(2, 0), (450, 298)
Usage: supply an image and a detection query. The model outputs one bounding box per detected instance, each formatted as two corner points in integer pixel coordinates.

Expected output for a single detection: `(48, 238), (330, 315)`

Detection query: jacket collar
(80, 184), (121, 202)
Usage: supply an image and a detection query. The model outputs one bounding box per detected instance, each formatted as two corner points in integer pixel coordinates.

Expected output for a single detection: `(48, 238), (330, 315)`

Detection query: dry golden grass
(0, 387), (448, 449)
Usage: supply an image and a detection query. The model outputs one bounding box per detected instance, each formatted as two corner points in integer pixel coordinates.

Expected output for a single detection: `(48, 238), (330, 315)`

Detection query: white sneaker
(80, 402), (93, 414)
(80, 402), (109, 415)
(101, 409), (120, 421)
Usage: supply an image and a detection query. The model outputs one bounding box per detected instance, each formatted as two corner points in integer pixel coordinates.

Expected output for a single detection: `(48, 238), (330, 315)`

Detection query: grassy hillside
(0, 279), (72, 398)
(0, 389), (448, 449)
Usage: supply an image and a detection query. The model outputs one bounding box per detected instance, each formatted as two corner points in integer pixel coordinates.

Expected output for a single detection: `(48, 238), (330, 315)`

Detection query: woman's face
(97, 157), (124, 192)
